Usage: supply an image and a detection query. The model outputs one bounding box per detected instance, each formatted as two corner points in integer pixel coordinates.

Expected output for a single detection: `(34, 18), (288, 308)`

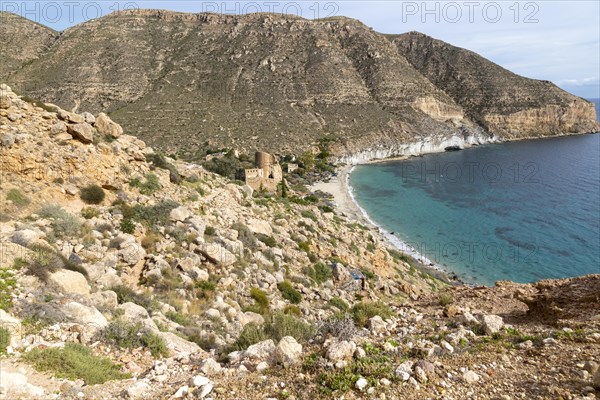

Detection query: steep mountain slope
(5, 10), (598, 159)
(0, 12), (58, 81)
(391, 32), (599, 138)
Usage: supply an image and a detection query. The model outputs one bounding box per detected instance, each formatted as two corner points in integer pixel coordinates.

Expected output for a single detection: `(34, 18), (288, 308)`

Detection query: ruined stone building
(244, 151), (283, 192)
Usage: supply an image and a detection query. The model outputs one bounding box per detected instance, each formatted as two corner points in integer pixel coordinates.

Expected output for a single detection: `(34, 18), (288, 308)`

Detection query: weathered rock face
(6, 10), (596, 161)
(392, 32), (600, 138)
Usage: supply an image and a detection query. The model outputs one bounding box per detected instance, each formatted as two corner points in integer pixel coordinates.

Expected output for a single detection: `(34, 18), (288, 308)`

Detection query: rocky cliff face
(3, 10), (599, 161)
(391, 32), (600, 139)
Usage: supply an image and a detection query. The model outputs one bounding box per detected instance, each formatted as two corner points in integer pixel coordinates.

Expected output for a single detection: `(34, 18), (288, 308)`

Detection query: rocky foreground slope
(1, 85), (599, 399)
(2, 10), (598, 160)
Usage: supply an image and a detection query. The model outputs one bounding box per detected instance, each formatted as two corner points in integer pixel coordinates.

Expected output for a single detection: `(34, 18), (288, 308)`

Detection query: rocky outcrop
(392, 31), (600, 139)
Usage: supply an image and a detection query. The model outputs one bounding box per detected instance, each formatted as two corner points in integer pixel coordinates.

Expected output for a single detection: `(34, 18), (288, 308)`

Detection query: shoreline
(310, 164), (462, 285)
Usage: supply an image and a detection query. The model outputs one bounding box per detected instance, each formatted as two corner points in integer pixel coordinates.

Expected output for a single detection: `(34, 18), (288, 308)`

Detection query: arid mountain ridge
(1, 9), (598, 160)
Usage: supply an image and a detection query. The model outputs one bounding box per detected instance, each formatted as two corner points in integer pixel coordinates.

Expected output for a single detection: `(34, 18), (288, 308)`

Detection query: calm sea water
(350, 133), (600, 285)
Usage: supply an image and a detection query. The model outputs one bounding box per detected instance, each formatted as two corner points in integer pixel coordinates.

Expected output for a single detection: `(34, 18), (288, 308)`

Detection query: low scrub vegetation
(25, 244), (88, 282)
(100, 320), (168, 358)
(277, 281), (302, 304)
(129, 173), (161, 195)
(6, 188), (30, 207)
(233, 312), (314, 351)
(79, 184), (105, 204)
(0, 327), (10, 354)
(23, 343), (130, 384)
(350, 301), (394, 327)
(37, 204), (82, 240)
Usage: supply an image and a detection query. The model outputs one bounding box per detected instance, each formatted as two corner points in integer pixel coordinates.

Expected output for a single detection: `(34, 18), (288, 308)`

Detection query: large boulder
(0, 372), (44, 398)
(246, 218), (273, 236)
(62, 301), (108, 333)
(242, 339), (276, 363)
(273, 336), (303, 368)
(326, 340), (356, 361)
(368, 315), (387, 335)
(158, 331), (202, 355)
(480, 314), (504, 335)
(94, 113), (123, 138)
(48, 270), (90, 295)
(200, 243), (236, 266)
(118, 302), (156, 332)
(11, 229), (39, 247)
(170, 206), (192, 222)
(67, 123), (94, 143)
(239, 311), (265, 326)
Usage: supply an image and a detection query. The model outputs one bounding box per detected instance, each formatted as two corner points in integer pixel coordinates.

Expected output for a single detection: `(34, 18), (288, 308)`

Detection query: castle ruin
(244, 151), (283, 192)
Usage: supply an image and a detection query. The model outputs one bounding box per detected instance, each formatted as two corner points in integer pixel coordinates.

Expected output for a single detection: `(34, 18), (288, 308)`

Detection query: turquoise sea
(349, 130), (600, 285)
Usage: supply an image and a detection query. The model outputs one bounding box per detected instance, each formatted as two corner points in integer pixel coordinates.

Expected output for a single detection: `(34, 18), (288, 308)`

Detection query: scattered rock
(1, 133), (15, 147)
(67, 123), (94, 143)
(326, 340), (356, 361)
(94, 112), (123, 138)
(368, 315), (387, 335)
(48, 269), (91, 295)
(462, 370), (480, 383)
(199, 358), (222, 375)
(126, 380), (151, 399)
(273, 336), (303, 368)
(480, 314), (504, 335)
(355, 377), (368, 391)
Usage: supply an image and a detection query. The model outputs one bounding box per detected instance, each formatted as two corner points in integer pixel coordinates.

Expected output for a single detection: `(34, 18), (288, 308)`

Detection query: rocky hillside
(0, 12), (57, 79)
(1, 85), (600, 399)
(3, 10), (598, 160)
(391, 32), (599, 138)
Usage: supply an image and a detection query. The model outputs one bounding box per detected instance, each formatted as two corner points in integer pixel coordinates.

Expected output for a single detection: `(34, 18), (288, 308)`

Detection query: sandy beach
(310, 165), (458, 284)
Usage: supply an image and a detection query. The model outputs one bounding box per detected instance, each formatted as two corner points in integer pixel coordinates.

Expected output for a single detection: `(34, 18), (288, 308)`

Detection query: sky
(3, 0), (599, 98)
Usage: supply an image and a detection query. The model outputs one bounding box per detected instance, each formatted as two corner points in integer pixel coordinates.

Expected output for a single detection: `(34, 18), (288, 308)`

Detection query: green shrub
(80, 184), (105, 205)
(233, 312), (314, 351)
(301, 209), (317, 221)
(120, 218), (135, 234)
(38, 204), (82, 239)
(438, 293), (454, 306)
(195, 280), (216, 300)
(256, 233), (277, 248)
(129, 200), (179, 227)
(130, 173), (161, 195)
(100, 320), (168, 358)
(306, 262), (333, 285)
(283, 304), (302, 317)
(249, 287), (270, 315)
(231, 223), (257, 249)
(204, 226), (216, 236)
(6, 189), (30, 207)
(25, 244), (88, 282)
(351, 301), (394, 327)
(23, 343), (129, 384)
(0, 268), (17, 310)
(146, 153), (182, 184)
(165, 311), (191, 326)
(110, 285), (156, 312)
(277, 281), (302, 304)
(0, 327), (10, 353)
(81, 207), (100, 219)
(298, 241), (311, 252)
(328, 296), (349, 312)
